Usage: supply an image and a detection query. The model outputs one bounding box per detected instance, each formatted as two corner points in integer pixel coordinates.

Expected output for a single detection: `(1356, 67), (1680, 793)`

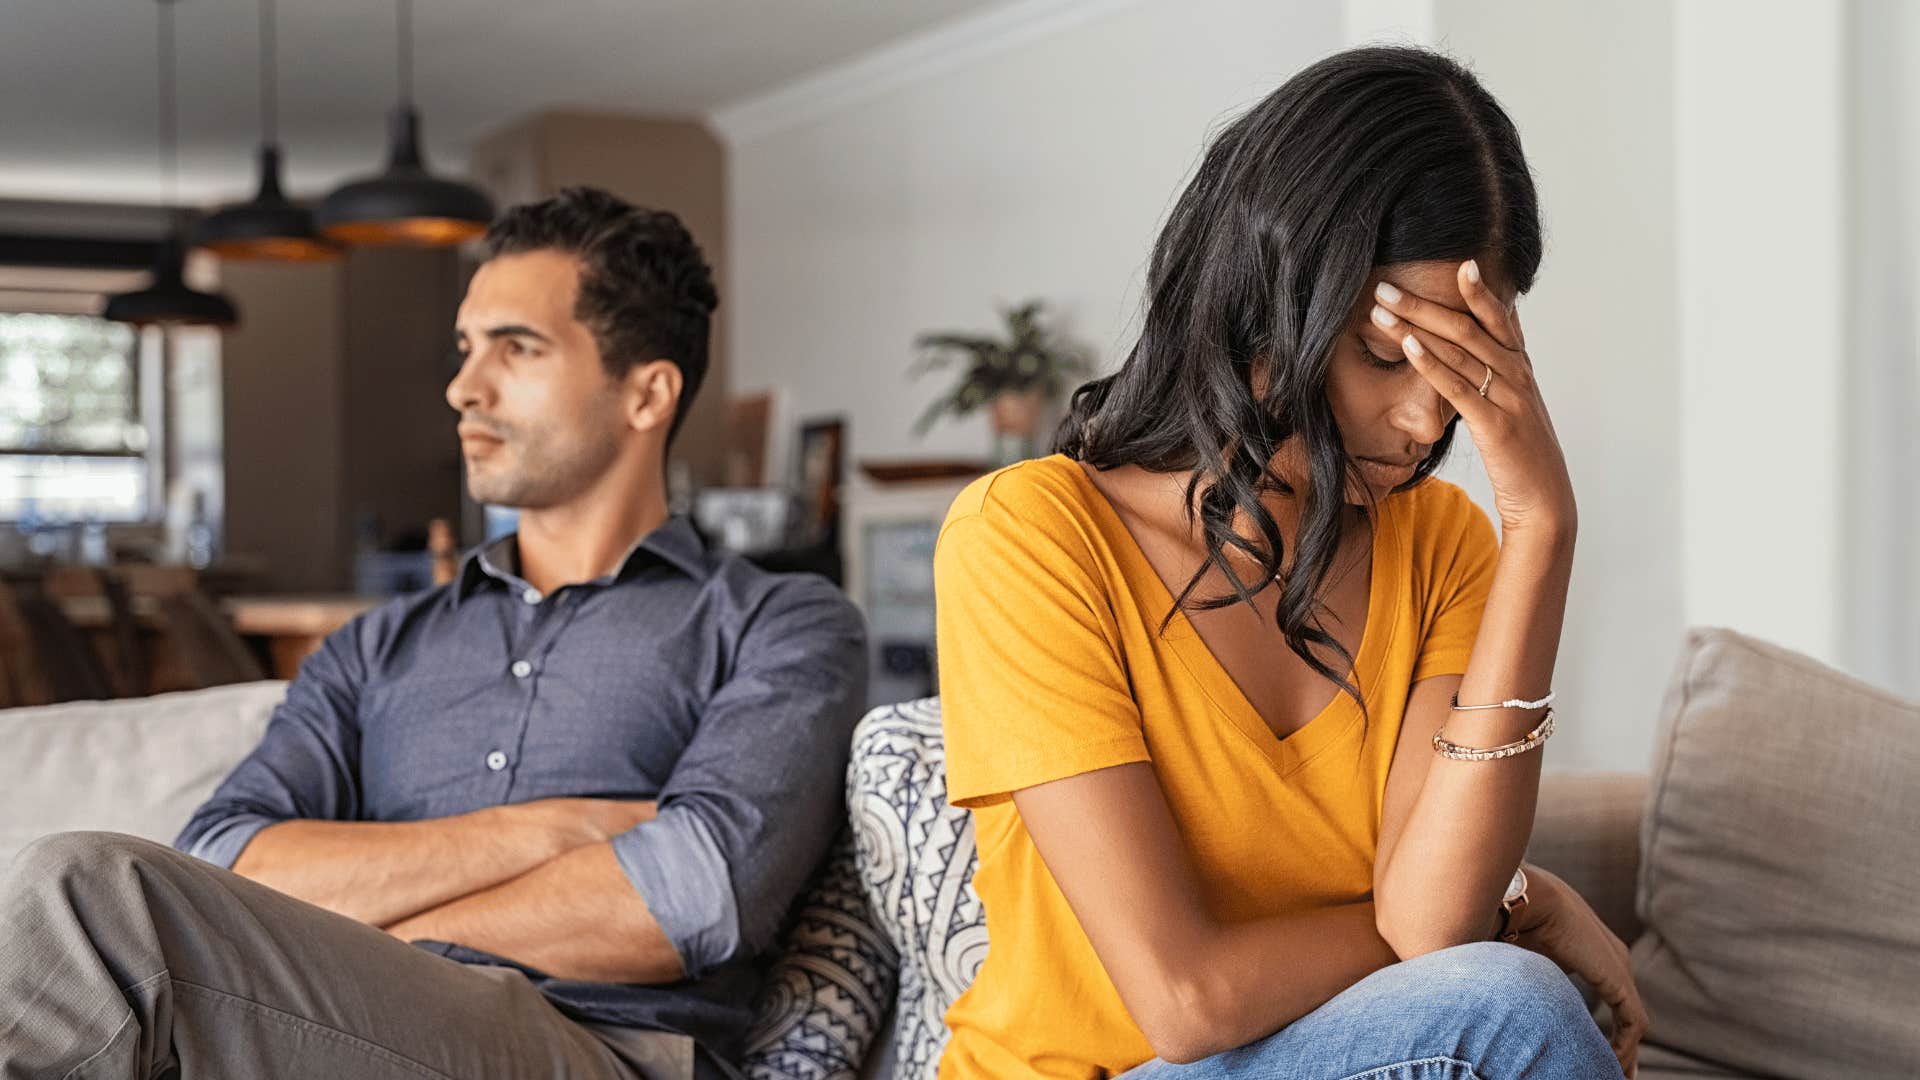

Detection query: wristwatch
(1497, 866), (1529, 942)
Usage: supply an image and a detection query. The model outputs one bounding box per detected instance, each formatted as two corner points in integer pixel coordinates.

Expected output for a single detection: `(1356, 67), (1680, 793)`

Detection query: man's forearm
(386, 841), (685, 985)
(231, 799), (651, 927)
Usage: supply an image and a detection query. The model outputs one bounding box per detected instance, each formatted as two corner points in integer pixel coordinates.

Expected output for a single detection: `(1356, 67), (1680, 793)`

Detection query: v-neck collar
(1056, 455), (1403, 777)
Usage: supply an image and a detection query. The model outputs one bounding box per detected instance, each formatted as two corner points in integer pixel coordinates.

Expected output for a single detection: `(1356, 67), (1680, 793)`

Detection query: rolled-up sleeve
(610, 574), (867, 979)
(174, 617), (368, 867)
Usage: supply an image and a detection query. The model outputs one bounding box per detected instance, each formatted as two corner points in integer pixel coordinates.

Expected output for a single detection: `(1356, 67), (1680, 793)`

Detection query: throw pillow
(740, 825), (898, 1080)
(0, 680), (284, 865)
(848, 698), (985, 1080)
(1633, 627), (1920, 1077)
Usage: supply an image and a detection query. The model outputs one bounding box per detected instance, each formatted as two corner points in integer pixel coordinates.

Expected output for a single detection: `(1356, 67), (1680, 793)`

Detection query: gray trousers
(0, 832), (696, 1080)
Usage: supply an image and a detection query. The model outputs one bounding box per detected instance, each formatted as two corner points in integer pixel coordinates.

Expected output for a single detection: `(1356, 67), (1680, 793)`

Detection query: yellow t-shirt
(933, 454), (1499, 1080)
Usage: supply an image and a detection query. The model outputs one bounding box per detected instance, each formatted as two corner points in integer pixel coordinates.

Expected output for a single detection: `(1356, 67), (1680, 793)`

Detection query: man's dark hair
(482, 187), (719, 441)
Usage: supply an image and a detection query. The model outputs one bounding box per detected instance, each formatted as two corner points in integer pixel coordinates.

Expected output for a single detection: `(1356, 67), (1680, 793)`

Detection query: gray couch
(4, 627), (1916, 1078)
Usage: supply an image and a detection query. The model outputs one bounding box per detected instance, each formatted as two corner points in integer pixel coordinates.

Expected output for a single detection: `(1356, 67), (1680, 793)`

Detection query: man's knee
(5, 831), (165, 906)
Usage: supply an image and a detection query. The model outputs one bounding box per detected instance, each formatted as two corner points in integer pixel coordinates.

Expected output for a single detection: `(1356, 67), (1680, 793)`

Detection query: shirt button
(485, 750), (508, 772)
(510, 660), (532, 679)
(522, 587), (542, 605)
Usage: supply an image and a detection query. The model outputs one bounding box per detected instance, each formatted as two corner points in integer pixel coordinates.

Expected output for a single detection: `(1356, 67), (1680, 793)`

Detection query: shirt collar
(452, 515), (710, 605)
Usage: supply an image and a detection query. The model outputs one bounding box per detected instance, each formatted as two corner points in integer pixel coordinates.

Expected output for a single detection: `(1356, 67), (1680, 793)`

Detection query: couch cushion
(1635, 1041), (1779, 1080)
(1527, 771), (1648, 947)
(1633, 628), (1920, 1077)
(0, 681), (285, 866)
(847, 698), (982, 1080)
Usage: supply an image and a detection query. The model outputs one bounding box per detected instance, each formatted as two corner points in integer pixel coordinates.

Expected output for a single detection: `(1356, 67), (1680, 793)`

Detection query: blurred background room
(0, 0), (1913, 775)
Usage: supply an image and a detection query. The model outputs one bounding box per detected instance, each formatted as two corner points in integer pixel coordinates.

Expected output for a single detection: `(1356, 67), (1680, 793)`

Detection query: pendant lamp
(315, 0), (493, 246)
(106, 0), (239, 328)
(194, 0), (338, 261)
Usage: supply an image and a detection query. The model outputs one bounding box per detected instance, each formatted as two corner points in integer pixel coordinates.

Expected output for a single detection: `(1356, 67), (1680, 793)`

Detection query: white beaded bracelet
(1450, 690), (1556, 712)
(1432, 708), (1556, 761)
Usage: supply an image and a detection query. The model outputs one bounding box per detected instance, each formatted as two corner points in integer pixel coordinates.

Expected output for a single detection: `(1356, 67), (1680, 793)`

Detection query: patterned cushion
(847, 697), (985, 1080)
(738, 697), (982, 1079)
(740, 824), (899, 1079)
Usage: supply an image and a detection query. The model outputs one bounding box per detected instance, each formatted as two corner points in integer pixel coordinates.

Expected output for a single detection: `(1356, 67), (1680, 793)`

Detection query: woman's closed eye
(1359, 340), (1406, 370)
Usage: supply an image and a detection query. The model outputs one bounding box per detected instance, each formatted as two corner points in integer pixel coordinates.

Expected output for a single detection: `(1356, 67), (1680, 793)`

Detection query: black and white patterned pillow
(847, 698), (986, 1080)
(741, 824), (899, 1080)
(739, 698), (984, 1080)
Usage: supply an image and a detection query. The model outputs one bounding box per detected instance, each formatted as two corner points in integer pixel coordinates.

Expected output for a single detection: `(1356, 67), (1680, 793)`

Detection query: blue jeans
(1119, 941), (1622, 1079)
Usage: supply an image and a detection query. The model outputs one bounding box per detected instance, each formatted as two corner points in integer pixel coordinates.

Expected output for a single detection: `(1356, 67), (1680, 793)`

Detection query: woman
(932, 46), (1648, 1079)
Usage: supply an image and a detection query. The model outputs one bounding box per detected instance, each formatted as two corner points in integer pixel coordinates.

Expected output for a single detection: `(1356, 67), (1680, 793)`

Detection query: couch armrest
(1526, 771), (1648, 946)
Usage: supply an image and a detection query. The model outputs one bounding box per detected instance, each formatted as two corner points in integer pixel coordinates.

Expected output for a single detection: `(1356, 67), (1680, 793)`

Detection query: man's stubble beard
(465, 419), (626, 511)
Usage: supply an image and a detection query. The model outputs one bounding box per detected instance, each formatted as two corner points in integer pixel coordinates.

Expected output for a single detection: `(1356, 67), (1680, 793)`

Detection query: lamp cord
(157, 0), (177, 207)
(397, 0), (413, 109)
(259, 0), (277, 144)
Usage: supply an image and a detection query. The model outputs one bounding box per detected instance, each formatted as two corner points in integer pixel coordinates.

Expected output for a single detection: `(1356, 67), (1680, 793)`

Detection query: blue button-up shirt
(175, 517), (868, 1068)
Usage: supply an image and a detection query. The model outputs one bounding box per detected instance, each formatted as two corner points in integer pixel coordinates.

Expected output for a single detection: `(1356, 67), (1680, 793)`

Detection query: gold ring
(1478, 363), (1494, 397)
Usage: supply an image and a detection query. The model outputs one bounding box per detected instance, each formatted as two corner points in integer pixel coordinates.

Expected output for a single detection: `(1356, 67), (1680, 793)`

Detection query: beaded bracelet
(1450, 690), (1556, 711)
(1432, 708), (1555, 761)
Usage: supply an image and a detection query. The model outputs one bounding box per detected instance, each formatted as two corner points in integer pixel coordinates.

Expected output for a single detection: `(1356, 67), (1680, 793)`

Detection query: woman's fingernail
(1375, 281), (1402, 304)
(1465, 259), (1481, 284)
(1370, 305), (1397, 329)
(1403, 333), (1423, 356)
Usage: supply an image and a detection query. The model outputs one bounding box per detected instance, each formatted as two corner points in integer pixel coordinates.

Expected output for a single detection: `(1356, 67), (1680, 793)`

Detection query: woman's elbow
(1131, 973), (1237, 1065)
(1375, 907), (1485, 961)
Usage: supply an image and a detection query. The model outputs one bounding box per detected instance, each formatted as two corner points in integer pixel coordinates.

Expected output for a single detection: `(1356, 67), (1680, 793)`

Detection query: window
(0, 311), (150, 522)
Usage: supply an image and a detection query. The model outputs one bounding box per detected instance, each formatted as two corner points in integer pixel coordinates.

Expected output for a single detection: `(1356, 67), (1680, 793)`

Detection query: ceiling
(0, 0), (1004, 205)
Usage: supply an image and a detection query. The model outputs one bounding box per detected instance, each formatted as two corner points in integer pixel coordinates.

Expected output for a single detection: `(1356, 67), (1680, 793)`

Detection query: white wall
(721, 0), (1341, 479)
(719, 0), (1902, 772)
(1426, 0), (1684, 773)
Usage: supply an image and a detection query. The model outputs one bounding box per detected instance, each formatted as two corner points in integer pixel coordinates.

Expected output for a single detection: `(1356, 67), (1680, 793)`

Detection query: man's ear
(625, 359), (683, 436)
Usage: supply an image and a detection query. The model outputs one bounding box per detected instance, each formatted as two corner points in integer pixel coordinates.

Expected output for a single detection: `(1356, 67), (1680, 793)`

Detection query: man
(0, 188), (867, 1079)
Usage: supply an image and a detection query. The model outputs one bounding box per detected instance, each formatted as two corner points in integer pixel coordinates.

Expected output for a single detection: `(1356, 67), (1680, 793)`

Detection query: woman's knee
(1408, 941), (1592, 1027)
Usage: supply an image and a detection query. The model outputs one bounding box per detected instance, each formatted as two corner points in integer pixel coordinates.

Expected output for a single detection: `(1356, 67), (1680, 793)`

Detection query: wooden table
(224, 595), (379, 678)
(60, 593), (379, 684)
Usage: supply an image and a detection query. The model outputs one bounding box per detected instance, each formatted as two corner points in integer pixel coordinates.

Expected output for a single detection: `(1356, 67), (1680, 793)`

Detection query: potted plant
(910, 300), (1090, 465)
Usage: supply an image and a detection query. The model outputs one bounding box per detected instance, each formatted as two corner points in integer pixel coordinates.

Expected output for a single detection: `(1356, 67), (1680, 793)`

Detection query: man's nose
(445, 350), (486, 414)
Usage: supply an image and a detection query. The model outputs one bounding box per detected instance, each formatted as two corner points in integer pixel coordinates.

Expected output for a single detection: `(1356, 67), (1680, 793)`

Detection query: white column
(1676, 0), (1847, 665)
(1844, 0), (1920, 697)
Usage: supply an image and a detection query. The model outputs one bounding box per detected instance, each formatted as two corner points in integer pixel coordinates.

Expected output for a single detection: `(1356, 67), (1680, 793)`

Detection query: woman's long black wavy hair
(1055, 46), (1543, 715)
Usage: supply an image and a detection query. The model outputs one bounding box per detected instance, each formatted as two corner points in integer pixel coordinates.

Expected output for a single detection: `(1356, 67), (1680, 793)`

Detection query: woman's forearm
(1376, 523), (1575, 956)
(1167, 901), (1401, 1062)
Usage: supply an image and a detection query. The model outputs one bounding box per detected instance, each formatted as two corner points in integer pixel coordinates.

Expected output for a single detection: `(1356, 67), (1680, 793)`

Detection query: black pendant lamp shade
(316, 106), (492, 246)
(315, 0), (492, 247)
(196, 145), (338, 261)
(107, 0), (240, 328)
(105, 230), (239, 328)
(194, 0), (337, 261)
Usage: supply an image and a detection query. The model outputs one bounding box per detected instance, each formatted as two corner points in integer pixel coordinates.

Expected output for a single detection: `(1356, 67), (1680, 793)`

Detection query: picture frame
(794, 416), (846, 544)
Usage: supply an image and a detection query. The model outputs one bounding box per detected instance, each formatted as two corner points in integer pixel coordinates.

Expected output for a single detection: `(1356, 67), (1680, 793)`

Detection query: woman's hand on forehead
(1369, 260), (1575, 537)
